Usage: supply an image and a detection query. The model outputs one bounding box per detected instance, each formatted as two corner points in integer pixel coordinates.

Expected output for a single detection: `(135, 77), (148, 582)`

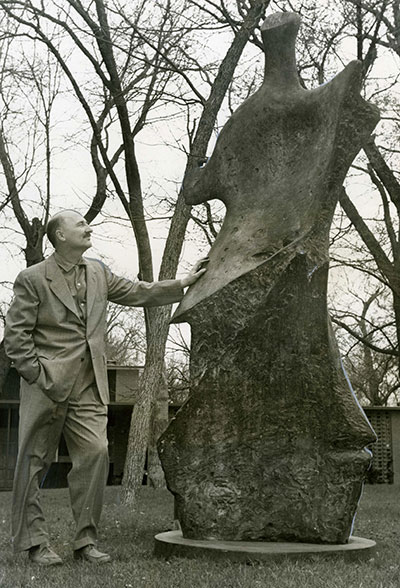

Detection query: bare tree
(123, 0), (271, 504)
(274, 0), (400, 402)
(338, 136), (400, 379)
(332, 288), (400, 404)
(0, 29), (63, 393)
(0, 0), (270, 504)
(105, 304), (145, 366)
(344, 0), (400, 60)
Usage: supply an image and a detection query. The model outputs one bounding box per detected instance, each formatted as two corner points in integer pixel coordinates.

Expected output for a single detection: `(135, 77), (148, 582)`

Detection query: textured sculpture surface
(158, 12), (379, 544)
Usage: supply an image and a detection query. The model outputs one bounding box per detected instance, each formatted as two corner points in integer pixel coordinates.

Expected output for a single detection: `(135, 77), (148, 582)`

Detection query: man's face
(56, 211), (93, 252)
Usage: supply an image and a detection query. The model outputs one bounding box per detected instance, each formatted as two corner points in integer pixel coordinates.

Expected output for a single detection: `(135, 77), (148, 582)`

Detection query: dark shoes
(29, 544), (63, 566)
(74, 544), (111, 563)
(28, 542), (111, 565)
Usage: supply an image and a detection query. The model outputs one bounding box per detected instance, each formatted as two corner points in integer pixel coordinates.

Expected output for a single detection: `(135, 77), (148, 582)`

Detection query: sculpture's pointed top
(261, 11), (300, 32)
(261, 12), (301, 89)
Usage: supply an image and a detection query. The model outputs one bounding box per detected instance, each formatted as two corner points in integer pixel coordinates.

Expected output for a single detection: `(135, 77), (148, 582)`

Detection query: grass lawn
(0, 484), (399, 588)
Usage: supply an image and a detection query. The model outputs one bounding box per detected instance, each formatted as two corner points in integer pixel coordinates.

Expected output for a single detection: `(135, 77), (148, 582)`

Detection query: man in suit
(4, 209), (205, 566)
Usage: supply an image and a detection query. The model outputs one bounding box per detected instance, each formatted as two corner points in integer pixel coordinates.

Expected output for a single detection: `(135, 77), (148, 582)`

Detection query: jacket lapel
(86, 261), (97, 321)
(45, 254), (81, 320)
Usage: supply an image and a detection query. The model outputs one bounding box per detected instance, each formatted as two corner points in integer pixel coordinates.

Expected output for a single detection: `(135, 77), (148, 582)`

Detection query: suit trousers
(12, 368), (109, 553)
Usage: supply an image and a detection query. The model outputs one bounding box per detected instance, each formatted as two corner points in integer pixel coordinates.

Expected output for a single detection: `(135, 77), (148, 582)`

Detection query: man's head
(46, 210), (93, 254)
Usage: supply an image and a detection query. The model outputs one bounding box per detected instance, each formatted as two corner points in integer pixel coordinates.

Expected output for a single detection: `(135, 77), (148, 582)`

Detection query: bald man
(5, 210), (205, 566)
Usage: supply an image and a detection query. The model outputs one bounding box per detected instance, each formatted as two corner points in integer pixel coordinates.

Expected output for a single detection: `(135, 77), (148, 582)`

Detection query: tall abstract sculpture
(158, 12), (379, 544)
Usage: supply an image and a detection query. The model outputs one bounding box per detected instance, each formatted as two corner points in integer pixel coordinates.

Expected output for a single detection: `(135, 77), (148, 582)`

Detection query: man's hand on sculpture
(180, 258), (209, 288)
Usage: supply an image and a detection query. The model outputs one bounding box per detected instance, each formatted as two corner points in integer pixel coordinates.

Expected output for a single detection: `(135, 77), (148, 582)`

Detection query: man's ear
(55, 229), (65, 243)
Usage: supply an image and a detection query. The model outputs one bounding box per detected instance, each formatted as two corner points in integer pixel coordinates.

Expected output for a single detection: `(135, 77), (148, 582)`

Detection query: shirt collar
(54, 251), (87, 272)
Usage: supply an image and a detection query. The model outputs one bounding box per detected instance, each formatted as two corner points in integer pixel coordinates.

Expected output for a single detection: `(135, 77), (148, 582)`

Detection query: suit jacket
(4, 253), (184, 404)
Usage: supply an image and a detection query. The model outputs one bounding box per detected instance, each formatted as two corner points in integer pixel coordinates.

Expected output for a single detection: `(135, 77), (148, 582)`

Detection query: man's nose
(86, 225), (93, 234)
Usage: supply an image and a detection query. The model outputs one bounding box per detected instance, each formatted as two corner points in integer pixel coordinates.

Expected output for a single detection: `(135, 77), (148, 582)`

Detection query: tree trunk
(121, 1), (270, 507)
(393, 291), (400, 382)
(147, 362), (169, 488)
(121, 306), (170, 501)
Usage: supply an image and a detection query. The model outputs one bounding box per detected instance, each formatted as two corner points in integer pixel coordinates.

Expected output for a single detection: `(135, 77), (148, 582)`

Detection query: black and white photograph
(0, 1), (398, 587)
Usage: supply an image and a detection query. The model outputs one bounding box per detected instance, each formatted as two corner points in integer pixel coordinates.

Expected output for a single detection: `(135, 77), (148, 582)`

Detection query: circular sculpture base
(154, 531), (376, 562)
